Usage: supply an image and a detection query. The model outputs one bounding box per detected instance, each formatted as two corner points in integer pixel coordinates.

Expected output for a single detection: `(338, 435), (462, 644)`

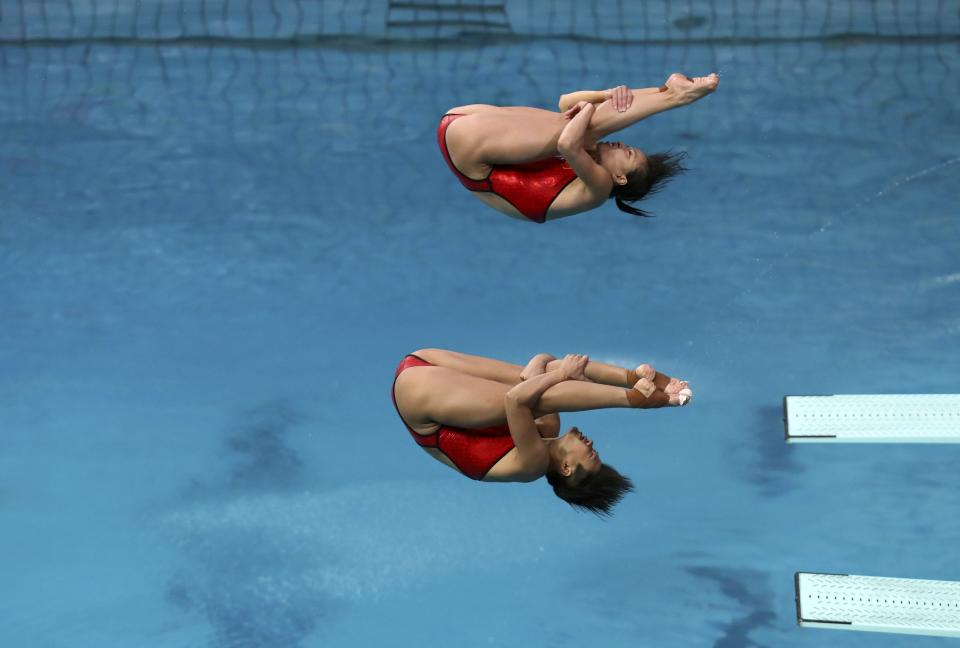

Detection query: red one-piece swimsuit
(437, 113), (578, 224)
(391, 354), (517, 480)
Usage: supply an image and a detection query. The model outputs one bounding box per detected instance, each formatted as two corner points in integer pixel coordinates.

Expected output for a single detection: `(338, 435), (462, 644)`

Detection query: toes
(666, 379), (690, 395)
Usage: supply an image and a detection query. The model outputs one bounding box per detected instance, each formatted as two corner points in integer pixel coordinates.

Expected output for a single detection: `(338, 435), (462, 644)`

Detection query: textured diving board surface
(784, 395), (960, 443)
(795, 573), (960, 638)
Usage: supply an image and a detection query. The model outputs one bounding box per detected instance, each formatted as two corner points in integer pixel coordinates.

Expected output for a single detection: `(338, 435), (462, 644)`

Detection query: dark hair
(612, 150), (688, 217)
(546, 463), (635, 517)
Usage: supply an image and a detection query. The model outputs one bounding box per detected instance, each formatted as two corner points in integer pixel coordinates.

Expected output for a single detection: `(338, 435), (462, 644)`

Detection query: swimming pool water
(1, 2), (959, 646)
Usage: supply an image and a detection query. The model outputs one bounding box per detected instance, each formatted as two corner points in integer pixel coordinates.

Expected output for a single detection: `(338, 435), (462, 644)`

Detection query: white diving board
(784, 394), (960, 443)
(795, 572), (960, 638)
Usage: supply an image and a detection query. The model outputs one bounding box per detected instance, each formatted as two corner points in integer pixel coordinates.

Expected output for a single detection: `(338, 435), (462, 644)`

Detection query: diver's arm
(520, 353), (562, 439)
(512, 356), (589, 406)
(504, 368), (568, 464)
(557, 103), (613, 195)
(505, 355), (588, 462)
(520, 353), (556, 381)
(558, 90), (607, 112)
(520, 353), (560, 439)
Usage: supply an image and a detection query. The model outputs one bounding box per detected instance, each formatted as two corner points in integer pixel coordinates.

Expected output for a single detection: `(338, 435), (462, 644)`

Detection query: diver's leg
(535, 379), (678, 413)
(545, 357), (638, 387)
(443, 107), (569, 177)
(396, 366), (677, 431)
(395, 366), (514, 429)
(585, 74), (719, 141)
(445, 103), (498, 115)
(634, 364), (689, 395)
(414, 348), (688, 396)
(412, 348), (524, 385)
(543, 358), (687, 395)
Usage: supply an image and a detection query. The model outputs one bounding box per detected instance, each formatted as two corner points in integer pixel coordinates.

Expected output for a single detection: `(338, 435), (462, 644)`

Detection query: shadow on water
(167, 400), (331, 648)
(736, 406), (804, 498)
(225, 400), (306, 491)
(179, 400), (307, 498)
(166, 533), (333, 648)
(687, 566), (776, 648)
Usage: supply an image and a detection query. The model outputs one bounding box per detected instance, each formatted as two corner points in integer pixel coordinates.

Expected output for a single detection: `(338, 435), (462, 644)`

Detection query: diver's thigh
(413, 349), (523, 385)
(398, 366), (508, 428)
(446, 109), (564, 167)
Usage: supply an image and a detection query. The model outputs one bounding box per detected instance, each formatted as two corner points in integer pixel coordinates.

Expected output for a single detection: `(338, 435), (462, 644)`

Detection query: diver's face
(559, 427), (602, 483)
(598, 141), (647, 185)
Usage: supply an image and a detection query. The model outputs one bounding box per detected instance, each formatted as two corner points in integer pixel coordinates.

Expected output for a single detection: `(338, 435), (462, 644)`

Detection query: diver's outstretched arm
(584, 73), (719, 141)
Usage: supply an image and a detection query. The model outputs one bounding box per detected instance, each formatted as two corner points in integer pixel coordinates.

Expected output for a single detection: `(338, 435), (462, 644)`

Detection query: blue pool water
(1, 2), (959, 646)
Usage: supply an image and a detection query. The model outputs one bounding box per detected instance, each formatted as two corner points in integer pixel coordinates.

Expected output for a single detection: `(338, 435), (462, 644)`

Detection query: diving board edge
(783, 394), (838, 442)
(795, 572), (960, 638)
(784, 394), (960, 443)
(794, 571), (852, 629)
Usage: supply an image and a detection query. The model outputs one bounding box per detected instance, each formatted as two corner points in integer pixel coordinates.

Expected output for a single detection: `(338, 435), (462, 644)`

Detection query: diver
(438, 73), (719, 223)
(392, 349), (692, 515)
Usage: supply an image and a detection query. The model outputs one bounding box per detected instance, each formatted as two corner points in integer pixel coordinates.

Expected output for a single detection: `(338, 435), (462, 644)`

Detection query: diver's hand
(660, 72), (719, 105)
(603, 85), (632, 112)
(520, 353), (555, 381)
(562, 100), (593, 119)
(558, 354), (589, 381)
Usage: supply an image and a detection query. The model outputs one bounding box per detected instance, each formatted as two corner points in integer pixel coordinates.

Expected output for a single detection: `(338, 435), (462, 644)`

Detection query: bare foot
(632, 365), (693, 407)
(634, 364), (688, 393)
(662, 72), (719, 105)
(627, 378), (673, 408)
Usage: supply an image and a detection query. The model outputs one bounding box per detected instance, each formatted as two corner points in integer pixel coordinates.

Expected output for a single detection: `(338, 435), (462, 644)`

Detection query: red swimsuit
(392, 354), (516, 480)
(438, 113), (578, 224)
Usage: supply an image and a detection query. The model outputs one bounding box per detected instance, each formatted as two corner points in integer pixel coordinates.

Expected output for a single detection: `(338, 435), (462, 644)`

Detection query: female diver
(391, 349), (693, 515)
(438, 72), (719, 223)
